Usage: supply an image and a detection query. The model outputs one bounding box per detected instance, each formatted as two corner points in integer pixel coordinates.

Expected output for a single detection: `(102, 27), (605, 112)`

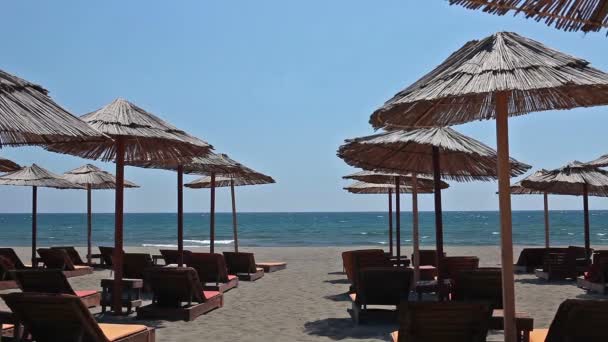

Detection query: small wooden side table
(100, 278), (143, 315)
(152, 255), (164, 265)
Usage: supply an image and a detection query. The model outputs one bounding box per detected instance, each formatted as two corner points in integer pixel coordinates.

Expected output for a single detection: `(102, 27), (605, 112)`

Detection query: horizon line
(0, 209), (605, 214)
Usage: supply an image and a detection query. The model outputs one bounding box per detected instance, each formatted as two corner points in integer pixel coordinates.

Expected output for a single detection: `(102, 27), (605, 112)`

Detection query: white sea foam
(598, 233), (607, 236)
(142, 243), (208, 248)
(377, 241), (387, 245)
(360, 232), (368, 235)
(492, 232), (499, 235)
(183, 239), (233, 245)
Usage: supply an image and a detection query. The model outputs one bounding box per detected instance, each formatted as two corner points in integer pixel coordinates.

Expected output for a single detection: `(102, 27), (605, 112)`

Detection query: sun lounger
(37, 248), (93, 278)
(137, 267), (223, 321)
(342, 249), (385, 283)
(452, 268), (503, 309)
(0, 310), (22, 342)
(530, 299), (608, 342)
(123, 253), (159, 281)
(349, 267), (412, 324)
(0, 256), (19, 291)
(13, 269), (100, 308)
(390, 301), (492, 342)
(535, 251), (578, 281)
(2, 292), (155, 342)
(412, 249), (446, 267)
(159, 249), (192, 266)
(0, 248), (30, 269)
(256, 261), (287, 273)
(578, 251), (608, 294)
(186, 253), (238, 293)
(415, 256), (479, 299)
(98, 246), (115, 267)
(222, 252), (264, 281)
(50, 246), (87, 265)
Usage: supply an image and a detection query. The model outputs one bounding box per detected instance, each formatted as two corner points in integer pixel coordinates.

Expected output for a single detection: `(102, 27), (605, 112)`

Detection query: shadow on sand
(304, 317), (394, 341)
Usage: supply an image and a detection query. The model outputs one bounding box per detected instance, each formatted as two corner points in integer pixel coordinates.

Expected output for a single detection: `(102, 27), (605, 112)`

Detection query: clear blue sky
(1, 1), (607, 213)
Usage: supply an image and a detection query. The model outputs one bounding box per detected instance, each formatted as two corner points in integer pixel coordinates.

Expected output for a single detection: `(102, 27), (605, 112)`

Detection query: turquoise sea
(1, 211), (607, 248)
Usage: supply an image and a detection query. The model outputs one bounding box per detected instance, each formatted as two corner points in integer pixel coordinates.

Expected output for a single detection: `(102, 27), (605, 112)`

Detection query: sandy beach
(1, 245), (604, 341)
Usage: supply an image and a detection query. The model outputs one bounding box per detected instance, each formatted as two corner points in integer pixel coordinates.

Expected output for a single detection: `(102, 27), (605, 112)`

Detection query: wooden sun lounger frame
(222, 252), (264, 281)
(187, 253), (238, 293)
(37, 248), (93, 278)
(13, 269), (101, 308)
(349, 267), (413, 324)
(1, 292), (155, 342)
(137, 267), (223, 322)
(256, 262), (287, 273)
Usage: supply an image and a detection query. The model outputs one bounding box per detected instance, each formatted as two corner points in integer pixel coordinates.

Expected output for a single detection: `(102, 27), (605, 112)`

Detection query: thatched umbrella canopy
(343, 170), (449, 189)
(521, 162), (608, 259)
(343, 170), (449, 278)
(47, 98), (212, 314)
(0, 69), (106, 147)
(509, 171), (552, 248)
(131, 152), (243, 264)
(449, 0), (608, 34)
(62, 164), (139, 264)
(343, 181), (417, 194)
(0, 156), (20, 173)
(366, 31), (608, 340)
(339, 126), (530, 301)
(0, 164), (82, 265)
(185, 159), (275, 254)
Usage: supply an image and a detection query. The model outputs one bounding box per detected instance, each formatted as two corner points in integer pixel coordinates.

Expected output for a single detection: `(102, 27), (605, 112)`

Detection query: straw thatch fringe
(521, 162), (608, 197)
(0, 156), (20, 173)
(184, 154), (275, 187)
(369, 32), (608, 129)
(46, 98), (211, 163)
(344, 181), (433, 194)
(338, 127), (530, 182)
(62, 164), (139, 190)
(0, 70), (106, 146)
(583, 153), (608, 168)
(0, 164), (83, 189)
(343, 170), (449, 189)
(450, 0), (608, 34)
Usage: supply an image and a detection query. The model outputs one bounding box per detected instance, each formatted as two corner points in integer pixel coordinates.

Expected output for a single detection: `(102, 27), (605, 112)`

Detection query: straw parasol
(343, 181), (414, 194)
(131, 152), (243, 265)
(509, 171), (552, 248)
(185, 160), (275, 254)
(0, 164), (82, 265)
(338, 126), (530, 304)
(365, 31), (608, 341)
(0, 156), (20, 173)
(343, 170), (449, 280)
(521, 162), (608, 260)
(449, 0), (608, 34)
(0, 69), (106, 147)
(583, 153), (608, 168)
(62, 164), (139, 264)
(47, 97), (212, 314)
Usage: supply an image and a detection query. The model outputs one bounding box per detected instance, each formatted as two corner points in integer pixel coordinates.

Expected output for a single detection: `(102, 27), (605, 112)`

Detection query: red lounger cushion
(203, 291), (221, 299)
(228, 275), (237, 281)
(74, 290), (98, 298)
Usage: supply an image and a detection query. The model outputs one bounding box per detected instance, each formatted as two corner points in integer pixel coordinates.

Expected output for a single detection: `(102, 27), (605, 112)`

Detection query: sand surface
(1, 245), (605, 341)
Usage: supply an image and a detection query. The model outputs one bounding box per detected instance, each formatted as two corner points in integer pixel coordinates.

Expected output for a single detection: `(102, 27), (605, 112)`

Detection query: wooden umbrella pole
(496, 92), (516, 342)
(87, 184), (92, 265)
(112, 138), (125, 314)
(411, 173), (420, 283)
(210, 173), (216, 254)
(177, 165), (184, 267)
(31, 186), (37, 267)
(543, 192), (550, 248)
(230, 179), (239, 254)
(583, 183), (591, 262)
(432, 146), (444, 298)
(395, 176), (401, 262)
(388, 189), (393, 256)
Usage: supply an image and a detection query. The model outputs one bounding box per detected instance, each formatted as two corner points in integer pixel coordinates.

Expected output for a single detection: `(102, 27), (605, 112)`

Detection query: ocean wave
(492, 232), (499, 235)
(377, 241), (387, 245)
(142, 244), (208, 248)
(598, 233), (607, 236)
(183, 239), (233, 245)
(360, 232), (368, 235)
